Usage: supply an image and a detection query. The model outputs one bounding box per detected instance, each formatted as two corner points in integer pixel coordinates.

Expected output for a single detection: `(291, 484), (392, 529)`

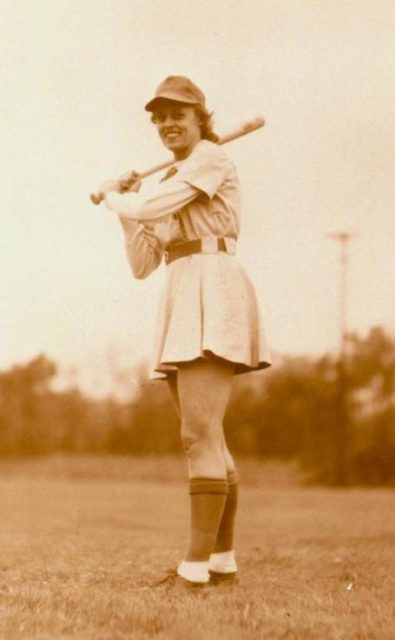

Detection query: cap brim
(144, 92), (199, 112)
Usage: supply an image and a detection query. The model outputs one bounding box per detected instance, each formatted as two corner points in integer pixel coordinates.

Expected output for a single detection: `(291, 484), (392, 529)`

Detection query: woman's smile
(163, 129), (182, 143)
(154, 103), (202, 160)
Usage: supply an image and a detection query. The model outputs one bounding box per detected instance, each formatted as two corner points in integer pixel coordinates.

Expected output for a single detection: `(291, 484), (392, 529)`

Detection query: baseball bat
(90, 116), (265, 205)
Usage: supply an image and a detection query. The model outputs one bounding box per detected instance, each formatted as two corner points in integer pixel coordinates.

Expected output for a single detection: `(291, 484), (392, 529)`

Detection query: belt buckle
(201, 237), (219, 254)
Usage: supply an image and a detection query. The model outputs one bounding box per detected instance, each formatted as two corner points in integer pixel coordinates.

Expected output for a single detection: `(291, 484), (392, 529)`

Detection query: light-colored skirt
(150, 252), (271, 378)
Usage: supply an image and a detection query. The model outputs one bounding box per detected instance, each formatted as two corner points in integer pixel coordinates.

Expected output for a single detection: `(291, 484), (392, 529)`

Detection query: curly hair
(196, 106), (219, 143)
(150, 104), (219, 143)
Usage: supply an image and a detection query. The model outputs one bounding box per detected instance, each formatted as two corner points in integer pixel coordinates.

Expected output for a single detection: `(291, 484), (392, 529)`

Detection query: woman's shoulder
(184, 139), (234, 172)
(193, 139), (228, 159)
(175, 139), (238, 198)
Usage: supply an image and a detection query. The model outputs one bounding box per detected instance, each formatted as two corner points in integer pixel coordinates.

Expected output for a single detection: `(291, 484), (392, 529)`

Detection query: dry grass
(0, 456), (394, 639)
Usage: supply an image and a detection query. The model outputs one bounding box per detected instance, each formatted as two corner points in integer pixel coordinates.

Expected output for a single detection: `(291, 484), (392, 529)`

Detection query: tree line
(0, 326), (394, 485)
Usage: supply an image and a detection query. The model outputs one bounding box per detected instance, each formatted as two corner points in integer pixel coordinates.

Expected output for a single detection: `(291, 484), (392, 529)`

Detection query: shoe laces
(152, 568), (179, 587)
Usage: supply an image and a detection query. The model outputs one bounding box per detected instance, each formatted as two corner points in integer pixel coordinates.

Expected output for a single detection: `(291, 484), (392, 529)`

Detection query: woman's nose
(162, 115), (175, 126)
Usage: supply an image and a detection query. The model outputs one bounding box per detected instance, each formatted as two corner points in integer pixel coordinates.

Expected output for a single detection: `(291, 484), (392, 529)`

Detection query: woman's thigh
(176, 358), (234, 438)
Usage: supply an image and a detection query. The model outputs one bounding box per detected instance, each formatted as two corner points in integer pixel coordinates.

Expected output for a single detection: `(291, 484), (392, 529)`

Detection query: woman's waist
(164, 236), (237, 265)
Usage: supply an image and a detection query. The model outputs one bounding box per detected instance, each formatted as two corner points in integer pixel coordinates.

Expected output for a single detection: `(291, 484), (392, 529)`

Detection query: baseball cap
(144, 76), (206, 112)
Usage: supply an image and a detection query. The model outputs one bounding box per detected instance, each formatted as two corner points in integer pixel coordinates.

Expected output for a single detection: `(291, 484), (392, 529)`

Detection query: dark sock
(213, 470), (239, 553)
(185, 478), (228, 561)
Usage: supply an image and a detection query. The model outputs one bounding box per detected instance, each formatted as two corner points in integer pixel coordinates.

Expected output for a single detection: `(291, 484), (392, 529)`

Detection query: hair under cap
(144, 76), (206, 112)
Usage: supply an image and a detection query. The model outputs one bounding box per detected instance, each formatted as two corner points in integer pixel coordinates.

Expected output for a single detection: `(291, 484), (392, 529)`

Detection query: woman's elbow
(127, 258), (151, 279)
(131, 265), (151, 279)
(127, 253), (162, 279)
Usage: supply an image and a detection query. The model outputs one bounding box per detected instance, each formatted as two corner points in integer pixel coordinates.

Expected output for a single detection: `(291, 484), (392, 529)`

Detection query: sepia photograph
(1, 1), (395, 638)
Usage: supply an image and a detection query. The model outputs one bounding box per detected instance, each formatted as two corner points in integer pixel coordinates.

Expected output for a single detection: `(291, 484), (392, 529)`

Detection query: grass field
(0, 456), (394, 640)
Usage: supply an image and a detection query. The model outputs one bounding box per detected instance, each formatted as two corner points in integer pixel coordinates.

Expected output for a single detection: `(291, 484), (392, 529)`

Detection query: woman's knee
(181, 419), (223, 460)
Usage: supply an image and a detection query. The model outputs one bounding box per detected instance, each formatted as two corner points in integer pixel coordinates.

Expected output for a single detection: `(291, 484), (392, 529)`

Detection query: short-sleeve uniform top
(160, 139), (240, 247)
(106, 139), (271, 377)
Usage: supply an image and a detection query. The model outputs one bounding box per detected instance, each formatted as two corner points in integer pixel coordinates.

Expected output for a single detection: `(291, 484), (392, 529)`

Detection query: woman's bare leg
(177, 358), (233, 479)
(171, 359), (233, 578)
(167, 372), (180, 415)
(167, 360), (238, 579)
(168, 363), (236, 476)
(222, 436), (237, 475)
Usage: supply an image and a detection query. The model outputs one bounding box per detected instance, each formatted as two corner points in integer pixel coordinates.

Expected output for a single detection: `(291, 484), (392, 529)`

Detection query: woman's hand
(98, 171), (141, 200)
(118, 170), (142, 193)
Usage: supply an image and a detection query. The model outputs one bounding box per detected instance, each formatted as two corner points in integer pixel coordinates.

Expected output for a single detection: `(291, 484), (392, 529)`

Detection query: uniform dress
(105, 139), (271, 378)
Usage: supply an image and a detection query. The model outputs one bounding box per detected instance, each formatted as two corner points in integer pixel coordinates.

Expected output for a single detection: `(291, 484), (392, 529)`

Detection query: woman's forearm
(105, 180), (199, 222)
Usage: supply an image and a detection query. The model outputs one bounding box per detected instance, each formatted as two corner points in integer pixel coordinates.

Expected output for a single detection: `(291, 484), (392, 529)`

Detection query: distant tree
(1, 330), (394, 485)
(0, 355), (57, 454)
(226, 355), (340, 483)
(348, 326), (395, 413)
(106, 372), (180, 455)
(346, 327), (395, 484)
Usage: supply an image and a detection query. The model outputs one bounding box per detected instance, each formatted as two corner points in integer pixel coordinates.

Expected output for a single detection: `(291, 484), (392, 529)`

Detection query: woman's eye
(155, 111), (185, 123)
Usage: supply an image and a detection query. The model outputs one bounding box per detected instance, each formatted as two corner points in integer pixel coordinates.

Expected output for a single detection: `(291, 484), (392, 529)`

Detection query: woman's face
(154, 102), (202, 160)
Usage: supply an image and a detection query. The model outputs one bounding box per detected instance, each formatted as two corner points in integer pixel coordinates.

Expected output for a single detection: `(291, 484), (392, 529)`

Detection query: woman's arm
(104, 141), (231, 223)
(105, 180), (200, 223)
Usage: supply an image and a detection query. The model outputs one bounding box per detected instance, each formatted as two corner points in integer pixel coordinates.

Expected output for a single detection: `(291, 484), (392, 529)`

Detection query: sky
(1, 0), (394, 396)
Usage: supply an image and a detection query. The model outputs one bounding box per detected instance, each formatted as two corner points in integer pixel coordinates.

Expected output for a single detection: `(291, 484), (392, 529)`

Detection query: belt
(165, 238), (227, 265)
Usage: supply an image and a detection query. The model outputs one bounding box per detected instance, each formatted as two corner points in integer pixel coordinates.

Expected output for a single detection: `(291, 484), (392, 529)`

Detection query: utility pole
(328, 231), (354, 485)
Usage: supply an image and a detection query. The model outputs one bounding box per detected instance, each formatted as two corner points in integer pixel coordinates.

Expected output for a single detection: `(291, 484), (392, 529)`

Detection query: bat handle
(90, 191), (104, 205)
(90, 174), (138, 205)
(90, 180), (121, 204)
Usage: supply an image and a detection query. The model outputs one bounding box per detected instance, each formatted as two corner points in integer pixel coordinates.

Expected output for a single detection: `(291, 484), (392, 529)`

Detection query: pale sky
(1, 0), (394, 396)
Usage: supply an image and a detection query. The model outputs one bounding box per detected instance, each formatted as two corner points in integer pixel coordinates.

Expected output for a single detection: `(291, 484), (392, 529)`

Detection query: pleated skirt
(150, 252), (271, 378)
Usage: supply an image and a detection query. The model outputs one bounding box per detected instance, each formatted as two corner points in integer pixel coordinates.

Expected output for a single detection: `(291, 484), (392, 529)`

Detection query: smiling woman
(99, 75), (271, 592)
(148, 81), (219, 156)
(153, 103), (203, 160)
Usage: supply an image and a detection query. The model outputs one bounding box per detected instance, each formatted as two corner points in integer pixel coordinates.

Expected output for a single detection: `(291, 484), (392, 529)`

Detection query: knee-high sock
(185, 478), (228, 562)
(213, 470), (238, 553)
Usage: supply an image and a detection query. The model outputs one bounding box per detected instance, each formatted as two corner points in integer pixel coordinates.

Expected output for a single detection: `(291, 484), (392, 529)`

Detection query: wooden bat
(90, 116), (265, 205)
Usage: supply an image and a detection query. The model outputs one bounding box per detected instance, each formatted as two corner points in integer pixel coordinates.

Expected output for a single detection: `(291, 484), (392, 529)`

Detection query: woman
(100, 76), (271, 591)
